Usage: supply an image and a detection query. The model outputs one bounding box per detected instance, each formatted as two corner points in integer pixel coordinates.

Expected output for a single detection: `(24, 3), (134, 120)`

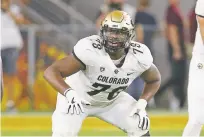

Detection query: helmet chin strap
(105, 46), (127, 60)
(104, 42), (125, 54)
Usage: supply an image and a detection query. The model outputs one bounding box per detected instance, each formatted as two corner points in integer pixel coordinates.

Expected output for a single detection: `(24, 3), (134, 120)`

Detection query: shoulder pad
(73, 35), (103, 66)
(129, 41), (153, 71)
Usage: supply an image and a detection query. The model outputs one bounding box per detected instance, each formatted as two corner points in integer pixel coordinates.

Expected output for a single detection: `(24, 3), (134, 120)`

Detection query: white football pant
(183, 56), (204, 136)
(52, 92), (149, 137)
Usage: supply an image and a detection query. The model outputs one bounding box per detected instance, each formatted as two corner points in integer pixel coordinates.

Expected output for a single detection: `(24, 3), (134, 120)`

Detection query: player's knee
(188, 114), (204, 125)
(52, 112), (82, 136)
(52, 122), (80, 136)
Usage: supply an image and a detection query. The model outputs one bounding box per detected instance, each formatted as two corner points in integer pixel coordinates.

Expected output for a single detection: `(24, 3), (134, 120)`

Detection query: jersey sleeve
(195, 0), (204, 17)
(72, 38), (94, 69)
(166, 8), (178, 25)
(135, 43), (153, 73)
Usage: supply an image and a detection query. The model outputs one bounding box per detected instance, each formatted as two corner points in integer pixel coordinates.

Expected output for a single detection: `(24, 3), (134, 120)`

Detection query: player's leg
(182, 96), (204, 136)
(52, 94), (88, 137)
(1, 48), (19, 111)
(182, 58), (204, 136)
(172, 59), (186, 109)
(97, 92), (149, 137)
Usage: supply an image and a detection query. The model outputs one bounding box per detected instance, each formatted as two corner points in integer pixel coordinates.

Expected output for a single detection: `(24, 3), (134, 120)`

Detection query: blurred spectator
(95, 0), (135, 29)
(155, 0), (187, 111)
(134, 0), (157, 56)
(1, 0), (23, 111)
(188, 8), (197, 44)
(9, 0), (32, 108)
(6, 0), (30, 25)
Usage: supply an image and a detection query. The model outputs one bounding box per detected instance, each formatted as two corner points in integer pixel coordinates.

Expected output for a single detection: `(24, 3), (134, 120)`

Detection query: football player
(182, 0), (204, 136)
(44, 10), (161, 137)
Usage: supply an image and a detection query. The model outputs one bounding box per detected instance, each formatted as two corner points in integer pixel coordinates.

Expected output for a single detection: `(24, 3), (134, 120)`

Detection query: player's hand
(129, 99), (150, 130)
(133, 109), (150, 130)
(173, 50), (183, 61)
(64, 89), (90, 115)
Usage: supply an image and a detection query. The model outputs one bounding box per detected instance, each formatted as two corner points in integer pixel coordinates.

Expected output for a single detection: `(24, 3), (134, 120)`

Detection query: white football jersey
(193, 0), (204, 56)
(65, 35), (153, 105)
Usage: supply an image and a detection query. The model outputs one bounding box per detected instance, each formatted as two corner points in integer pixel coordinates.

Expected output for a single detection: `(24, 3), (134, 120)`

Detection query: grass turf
(1, 111), (204, 136)
(2, 129), (204, 136)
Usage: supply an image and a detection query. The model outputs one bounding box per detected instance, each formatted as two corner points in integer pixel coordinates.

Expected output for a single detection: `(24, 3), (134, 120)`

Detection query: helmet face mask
(100, 10), (135, 54)
(101, 27), (131, 53)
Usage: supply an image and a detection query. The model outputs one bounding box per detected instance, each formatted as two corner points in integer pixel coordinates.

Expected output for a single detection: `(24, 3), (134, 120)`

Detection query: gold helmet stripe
(110, 10), (124, 23)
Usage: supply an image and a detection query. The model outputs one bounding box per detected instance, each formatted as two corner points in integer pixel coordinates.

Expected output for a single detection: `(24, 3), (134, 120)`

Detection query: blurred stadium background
(1, 0), (204, 136)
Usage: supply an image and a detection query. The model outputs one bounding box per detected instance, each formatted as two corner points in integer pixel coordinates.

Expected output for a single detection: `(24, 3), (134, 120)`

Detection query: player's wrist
(63, 88), (74, 98)
(137, 99), (147, 110)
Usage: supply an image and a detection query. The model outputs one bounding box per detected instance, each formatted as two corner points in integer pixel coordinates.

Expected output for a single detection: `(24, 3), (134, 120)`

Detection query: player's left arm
(197, 16), (204, 44)
(130, 45), (160, 130)
(140, 64), (161, 101)
(130, 64), (160, 130)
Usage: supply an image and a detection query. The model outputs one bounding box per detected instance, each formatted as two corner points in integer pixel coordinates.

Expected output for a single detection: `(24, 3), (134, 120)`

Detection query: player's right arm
(44, 54), (88, 114)
(43, 54), (84, 96)
(44, 37), (92, 95)
(195, 0), (204, 44)
(44, 38), (93, 114)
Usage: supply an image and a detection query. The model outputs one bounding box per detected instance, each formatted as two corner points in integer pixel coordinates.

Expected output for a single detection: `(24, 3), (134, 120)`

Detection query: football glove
(64, 88), (90, 115)
(129, 99), (150, 130)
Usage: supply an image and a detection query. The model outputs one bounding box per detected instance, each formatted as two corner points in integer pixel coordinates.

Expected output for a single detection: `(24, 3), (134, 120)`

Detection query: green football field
(1, 129), (204, 136)
(1, 111), (204, 136)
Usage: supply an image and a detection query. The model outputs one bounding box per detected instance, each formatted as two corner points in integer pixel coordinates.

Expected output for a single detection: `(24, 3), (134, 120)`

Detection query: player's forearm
(96, 14), (106, 29)
(135, 24), (144, 43)
(197, 16), (204, 44)
(169, 24), (181, 53)
(140, 64), (161, 101)
(44, 66), (70, 95)
(140, 80), (160, 101)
